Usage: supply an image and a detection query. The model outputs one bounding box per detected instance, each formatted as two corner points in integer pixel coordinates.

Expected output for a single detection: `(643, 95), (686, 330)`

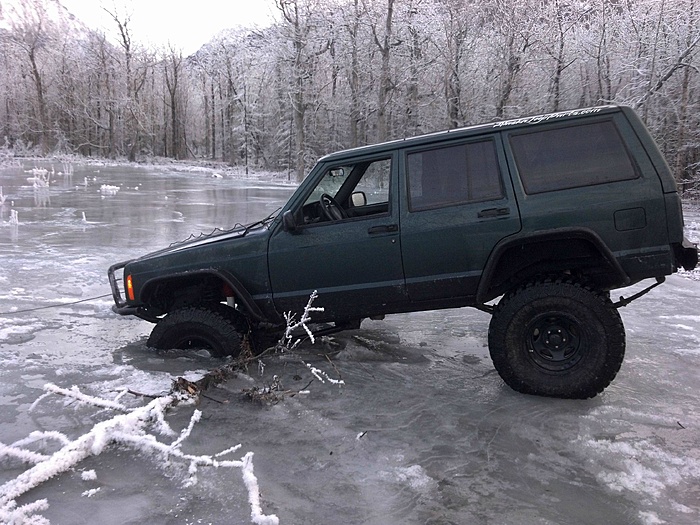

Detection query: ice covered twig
(279, 290), (324, 350)
(0, 442), (50, 465)
(0, 383), (279, 525)
(273, 291), (344, 389)
(0, 498), (49, 525)
(43, 383), (130, 413)
(0, 390), (178, 507)
(305, 362), (345, 385)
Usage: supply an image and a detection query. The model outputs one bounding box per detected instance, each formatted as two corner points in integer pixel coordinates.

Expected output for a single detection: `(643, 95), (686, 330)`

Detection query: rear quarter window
(509, 120), (639, 194)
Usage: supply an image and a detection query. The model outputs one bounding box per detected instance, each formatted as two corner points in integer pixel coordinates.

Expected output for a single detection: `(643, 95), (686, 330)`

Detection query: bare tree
(366, 0), (396, 142)
(4, 0), (56, 154)
(275, 0), (328, 181)
(163, 47), (187, 159)
(103, 5), (151, 161)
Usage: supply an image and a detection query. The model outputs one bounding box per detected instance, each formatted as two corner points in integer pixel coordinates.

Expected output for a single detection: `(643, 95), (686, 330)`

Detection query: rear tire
(488, 280), (625, 399)
(147, 306), (244, 358)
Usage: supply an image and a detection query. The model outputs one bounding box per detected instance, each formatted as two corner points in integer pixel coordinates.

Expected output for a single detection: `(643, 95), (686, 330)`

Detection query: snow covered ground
(0, 162), (699, 524)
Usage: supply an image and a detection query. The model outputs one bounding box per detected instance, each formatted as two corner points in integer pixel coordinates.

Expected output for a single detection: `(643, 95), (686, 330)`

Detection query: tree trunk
(28, 47), (49, 154)
(375, 0), (395, 143)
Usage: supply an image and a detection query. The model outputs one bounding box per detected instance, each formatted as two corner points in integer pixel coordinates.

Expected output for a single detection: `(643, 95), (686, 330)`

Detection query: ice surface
(0, 162), (699, 524)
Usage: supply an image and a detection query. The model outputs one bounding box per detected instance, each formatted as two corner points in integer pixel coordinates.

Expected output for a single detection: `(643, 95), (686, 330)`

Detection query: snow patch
(99, 184), (120, 195)
(639, 510), (664, 525)
(673, 347), (700, 356)
(0, 320), (43, 344)
(670, 324), (695, 331)
(580, 436), (700, 499)
(81, 487), (100, 498)
(81, 469), (97, 481)
(381, 464), (436, 492)
(659, 314), (700, 323)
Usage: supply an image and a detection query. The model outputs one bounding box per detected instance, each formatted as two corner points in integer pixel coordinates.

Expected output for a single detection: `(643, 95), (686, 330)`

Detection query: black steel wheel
(147, 306), (244, 358)
(488, 280), (625, 399)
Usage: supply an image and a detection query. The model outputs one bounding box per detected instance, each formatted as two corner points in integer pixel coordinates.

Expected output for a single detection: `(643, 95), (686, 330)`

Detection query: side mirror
(282, 210), (298, 232)
(351, 191), (367, 207)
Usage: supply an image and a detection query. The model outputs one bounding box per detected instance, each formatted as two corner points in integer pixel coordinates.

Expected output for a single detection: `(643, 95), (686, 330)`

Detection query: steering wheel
(319, 193), (348, 221)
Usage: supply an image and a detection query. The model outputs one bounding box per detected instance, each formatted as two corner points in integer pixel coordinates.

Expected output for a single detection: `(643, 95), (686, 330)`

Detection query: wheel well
(142, 274), (227, 315)
(139, 270), (265, 322)
(477, 233), (628, 303)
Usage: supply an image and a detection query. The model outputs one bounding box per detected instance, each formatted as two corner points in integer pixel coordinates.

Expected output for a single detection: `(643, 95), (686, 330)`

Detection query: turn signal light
(126, 274), (135, 301)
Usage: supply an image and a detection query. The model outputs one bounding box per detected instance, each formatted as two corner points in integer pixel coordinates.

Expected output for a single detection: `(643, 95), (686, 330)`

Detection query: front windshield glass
(304, 166), (351, 206)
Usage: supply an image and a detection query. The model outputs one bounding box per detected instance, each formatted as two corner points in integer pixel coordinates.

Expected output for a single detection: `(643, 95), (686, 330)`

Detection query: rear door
(399, 135), (521, 303)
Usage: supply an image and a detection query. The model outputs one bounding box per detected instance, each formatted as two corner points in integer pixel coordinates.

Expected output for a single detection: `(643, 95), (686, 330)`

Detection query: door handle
(478, 207), (510, 218)
(368, 224), (399, 234)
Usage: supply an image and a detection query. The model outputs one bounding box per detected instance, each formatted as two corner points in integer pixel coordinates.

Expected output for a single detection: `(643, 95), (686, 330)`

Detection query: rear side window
(509, 120), (638, 194)
(407, 139), (504, 211)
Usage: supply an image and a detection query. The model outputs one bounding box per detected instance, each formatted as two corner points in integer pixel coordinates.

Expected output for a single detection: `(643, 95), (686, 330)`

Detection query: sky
(60, 0), (278, 54)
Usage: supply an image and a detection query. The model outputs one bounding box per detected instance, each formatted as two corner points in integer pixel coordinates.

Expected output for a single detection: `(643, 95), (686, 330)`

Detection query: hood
(134, 212), (278, 261)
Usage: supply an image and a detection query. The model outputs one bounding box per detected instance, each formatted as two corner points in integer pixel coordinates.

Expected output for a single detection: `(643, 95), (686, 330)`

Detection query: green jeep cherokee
(109, 105), (697, 399)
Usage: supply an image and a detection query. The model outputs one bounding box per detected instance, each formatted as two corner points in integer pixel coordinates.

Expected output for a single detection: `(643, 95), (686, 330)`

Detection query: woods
(1, 0), (699, 187)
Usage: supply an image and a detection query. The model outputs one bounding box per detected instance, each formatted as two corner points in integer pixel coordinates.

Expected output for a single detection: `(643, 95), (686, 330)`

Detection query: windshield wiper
(242, 207), (281, 236)
(168, 208), (281, 247)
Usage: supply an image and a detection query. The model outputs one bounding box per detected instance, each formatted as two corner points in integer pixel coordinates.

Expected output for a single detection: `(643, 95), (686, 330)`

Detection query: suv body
(109, 106), (697, 398)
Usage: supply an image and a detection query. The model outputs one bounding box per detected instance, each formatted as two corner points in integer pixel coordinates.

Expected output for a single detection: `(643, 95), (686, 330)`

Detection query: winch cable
(0, 293), (113, 316)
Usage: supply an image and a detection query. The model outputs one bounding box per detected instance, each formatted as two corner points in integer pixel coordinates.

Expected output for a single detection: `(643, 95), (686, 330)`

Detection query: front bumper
(108, 260), (161, 322)
(108, 260), (132, 311)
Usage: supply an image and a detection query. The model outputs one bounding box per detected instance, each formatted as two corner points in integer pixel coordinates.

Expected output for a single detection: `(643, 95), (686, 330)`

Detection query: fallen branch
(179, 291), (343, 404)
(0, 384), (279, 525)
(0, 292), (343, 524)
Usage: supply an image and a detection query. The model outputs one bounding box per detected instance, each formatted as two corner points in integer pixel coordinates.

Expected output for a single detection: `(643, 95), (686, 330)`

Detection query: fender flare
(476, 227), (629, 303)
(140, 268), (266, 321)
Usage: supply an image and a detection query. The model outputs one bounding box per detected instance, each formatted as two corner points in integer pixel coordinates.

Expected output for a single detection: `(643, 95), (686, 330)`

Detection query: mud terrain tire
(148, 306), (244, 357)
(488, 280), (625, 399)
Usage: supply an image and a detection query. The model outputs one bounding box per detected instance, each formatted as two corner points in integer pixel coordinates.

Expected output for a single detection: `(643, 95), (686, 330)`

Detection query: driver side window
(301, 157), (392, 225)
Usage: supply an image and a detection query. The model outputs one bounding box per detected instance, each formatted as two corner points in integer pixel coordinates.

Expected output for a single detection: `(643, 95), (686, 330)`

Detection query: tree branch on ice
(0, 292), (344, 524)
(173, 290), (343, 403)
(0, 384), (279, 525)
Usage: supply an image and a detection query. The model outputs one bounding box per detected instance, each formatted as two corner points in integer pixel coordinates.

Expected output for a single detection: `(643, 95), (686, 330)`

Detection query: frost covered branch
(0, 383), (279, 525)
(275, 290), (345, 387)
(278, 290), (325, 351)
(305, 362), (345, 385)
(0, 295), (343, 523)
(185, 291), (342, 403)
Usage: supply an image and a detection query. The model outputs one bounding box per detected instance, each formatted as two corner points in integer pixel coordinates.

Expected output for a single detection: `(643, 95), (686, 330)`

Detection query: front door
(268, 155), (406, 321)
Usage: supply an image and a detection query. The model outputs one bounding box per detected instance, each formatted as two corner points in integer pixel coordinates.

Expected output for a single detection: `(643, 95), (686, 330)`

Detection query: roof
(319, 105), (621, 162)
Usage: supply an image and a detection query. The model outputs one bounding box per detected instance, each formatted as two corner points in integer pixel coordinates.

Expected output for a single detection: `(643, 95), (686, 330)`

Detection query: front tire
(488, 280), (625, 399)
(147, 306), (244, 358)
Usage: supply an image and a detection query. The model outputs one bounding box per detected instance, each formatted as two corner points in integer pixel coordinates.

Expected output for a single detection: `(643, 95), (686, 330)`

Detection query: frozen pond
(1, 161), (699, 524)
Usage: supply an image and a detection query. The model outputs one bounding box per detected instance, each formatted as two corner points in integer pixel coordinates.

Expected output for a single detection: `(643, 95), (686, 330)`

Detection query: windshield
(304, 166), (351, 206)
